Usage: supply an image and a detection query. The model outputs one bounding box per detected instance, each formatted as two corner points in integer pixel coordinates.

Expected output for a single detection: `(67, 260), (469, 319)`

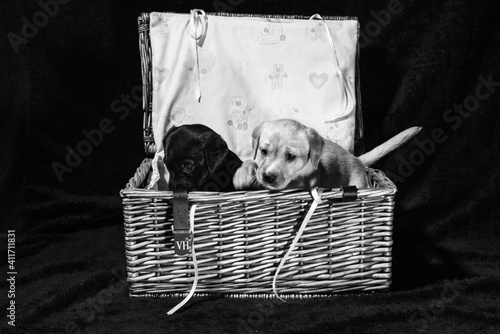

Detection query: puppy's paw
(233, 159), (261, 190)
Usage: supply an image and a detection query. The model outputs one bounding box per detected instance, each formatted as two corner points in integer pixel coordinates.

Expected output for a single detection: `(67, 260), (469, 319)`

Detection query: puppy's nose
(263, 172), (276, 184)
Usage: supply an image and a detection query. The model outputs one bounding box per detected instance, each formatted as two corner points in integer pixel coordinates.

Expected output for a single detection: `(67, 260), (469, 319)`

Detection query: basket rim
(120, 158), (397, 201)
(140, 11), (359, 24)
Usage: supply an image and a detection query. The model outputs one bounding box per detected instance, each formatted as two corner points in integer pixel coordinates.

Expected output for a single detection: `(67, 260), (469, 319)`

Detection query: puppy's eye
(260, 149), (268, 156)
(286, 153), (296, 161)
(182, 164), (194, 172)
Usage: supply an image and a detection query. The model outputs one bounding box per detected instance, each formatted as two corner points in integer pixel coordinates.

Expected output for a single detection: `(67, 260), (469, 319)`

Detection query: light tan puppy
(233, 119), (421, 190)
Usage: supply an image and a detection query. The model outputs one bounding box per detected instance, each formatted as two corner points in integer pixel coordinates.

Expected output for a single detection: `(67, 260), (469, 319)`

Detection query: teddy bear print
(150, 13), (171, 37)
(326, 120), (355, 152)
(269, 64), (287, 89)
(183, 47), (216, 75)
(228, 97), (253, 131)
(257, 19), (286, 45)
(311, 21), (327, 43)
(169, 107), (197, 127)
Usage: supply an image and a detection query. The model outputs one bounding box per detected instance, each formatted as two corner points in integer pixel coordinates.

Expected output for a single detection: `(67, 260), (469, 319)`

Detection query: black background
(1, 0), (499, 333)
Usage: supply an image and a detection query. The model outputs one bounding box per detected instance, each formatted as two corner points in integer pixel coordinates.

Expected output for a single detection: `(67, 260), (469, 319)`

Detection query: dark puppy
(163, 124), (242, 191)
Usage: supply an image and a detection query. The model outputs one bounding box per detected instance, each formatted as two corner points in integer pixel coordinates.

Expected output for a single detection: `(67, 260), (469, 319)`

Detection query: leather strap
(341, 186), (358, 201)
(173, 189), (190, 255)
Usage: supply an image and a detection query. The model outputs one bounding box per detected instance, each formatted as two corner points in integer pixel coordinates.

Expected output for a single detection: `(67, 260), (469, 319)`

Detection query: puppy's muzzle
(262, 172), (277, 185)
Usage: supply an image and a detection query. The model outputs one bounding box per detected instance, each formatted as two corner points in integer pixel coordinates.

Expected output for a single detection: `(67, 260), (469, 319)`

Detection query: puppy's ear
(162, 126), (178, 156)
(251, 124), (262, 160)
(306, 127), (324, 169)
(204, 133), (229, 172)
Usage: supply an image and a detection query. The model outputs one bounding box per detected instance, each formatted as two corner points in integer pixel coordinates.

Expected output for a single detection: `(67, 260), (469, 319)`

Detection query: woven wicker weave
(121, 158), (396, 298)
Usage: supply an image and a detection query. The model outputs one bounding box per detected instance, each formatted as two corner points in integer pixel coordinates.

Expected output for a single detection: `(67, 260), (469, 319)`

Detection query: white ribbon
(272, 188), (324, 301)
(309, 14), (354, 122)
(167, 204), (199, 315)
(189, 9), (207, 103)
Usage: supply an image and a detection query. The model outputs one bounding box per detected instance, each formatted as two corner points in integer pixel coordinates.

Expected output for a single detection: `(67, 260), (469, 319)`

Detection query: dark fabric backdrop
(1, 0), (499, 333)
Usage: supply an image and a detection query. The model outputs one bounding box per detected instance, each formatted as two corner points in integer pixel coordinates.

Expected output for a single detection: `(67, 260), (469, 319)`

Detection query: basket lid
(137, 12), (364, 157)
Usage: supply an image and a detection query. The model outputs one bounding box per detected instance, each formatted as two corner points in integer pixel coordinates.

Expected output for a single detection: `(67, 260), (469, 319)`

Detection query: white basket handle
(272, 188), (324, 301)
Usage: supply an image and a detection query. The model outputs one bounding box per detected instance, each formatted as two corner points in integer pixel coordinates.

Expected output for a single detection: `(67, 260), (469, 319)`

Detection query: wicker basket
(122, 159), (396, 297)
(120, 12), (397, 307)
